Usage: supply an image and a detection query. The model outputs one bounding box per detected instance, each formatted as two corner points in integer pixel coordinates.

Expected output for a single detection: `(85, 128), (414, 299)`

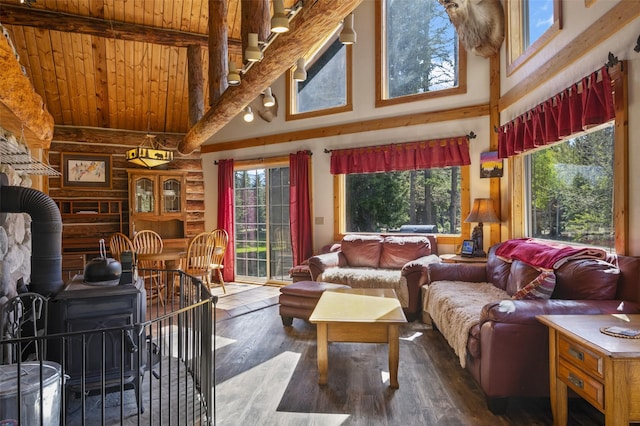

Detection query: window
(343, 167), (462, 234)
(506, 0), (562, 74)
(286, 33), (352, 120)
(525, 125), (614, 249)
(376, 0), (466, 106)
(234, 166), (292, 282)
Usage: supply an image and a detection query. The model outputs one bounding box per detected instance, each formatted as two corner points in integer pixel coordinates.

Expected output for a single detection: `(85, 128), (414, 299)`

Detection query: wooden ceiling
(0, 0), (298, 137)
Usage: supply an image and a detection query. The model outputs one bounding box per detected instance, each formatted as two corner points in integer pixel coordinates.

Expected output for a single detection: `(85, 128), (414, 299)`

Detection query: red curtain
(330, 136), (470, 174)
(217, 159), (235, 282)
(498, 66), (614, 159)
(289, 151), (313, 265)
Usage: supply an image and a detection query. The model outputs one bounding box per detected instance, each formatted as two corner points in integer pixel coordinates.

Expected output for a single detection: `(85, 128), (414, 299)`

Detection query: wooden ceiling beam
(0, 3), (242, 54)
(178, 0), (364, 154)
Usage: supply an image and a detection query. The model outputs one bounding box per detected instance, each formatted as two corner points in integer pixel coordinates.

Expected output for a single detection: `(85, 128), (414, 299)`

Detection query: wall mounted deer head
(438, 0), (505, 58)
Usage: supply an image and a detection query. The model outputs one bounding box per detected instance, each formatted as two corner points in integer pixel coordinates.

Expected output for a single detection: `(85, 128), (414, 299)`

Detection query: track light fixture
(263, 87), (276, 107)
(227, 60), (241, 86)
(271, 0), (289, 33)
(245, 33), (262, 62)
(340, 13), (357, 45)
(293, 58), (307, 82)
(243, 106), (254, 122)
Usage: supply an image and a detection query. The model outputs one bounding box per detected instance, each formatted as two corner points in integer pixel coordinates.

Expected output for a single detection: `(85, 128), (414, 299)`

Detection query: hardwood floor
(213, 305), (607, 425)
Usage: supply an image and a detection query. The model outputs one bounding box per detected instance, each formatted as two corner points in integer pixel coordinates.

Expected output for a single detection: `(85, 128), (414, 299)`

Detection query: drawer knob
(567, 372), (584, 389)
(568, 346), (584, 361)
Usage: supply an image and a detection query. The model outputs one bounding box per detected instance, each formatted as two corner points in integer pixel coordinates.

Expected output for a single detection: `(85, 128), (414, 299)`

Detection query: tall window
(344, 167), (462, 234)
(286, 32), (352, 120)
(526, 125), (614, 249)
(376, 0), (466, 106)
(234, 167), (292, 282)
(506, 0), (562, 74)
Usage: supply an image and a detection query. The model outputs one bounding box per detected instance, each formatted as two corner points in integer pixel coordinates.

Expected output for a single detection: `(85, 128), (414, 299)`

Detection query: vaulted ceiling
(0, 0), (360, 152)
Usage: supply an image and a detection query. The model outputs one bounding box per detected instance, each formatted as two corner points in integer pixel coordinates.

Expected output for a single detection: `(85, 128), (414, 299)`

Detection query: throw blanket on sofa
(318, 267), (409, 308)
(495, 238), (607, 270)
(425, 281), (510, 368)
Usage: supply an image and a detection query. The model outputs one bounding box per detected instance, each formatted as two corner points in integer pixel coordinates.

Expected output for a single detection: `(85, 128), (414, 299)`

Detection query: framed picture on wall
(61, 153), (112, 189)
(480, 151), (503, 178)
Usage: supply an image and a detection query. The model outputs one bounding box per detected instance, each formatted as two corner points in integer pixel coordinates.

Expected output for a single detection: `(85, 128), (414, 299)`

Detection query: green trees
(529, 126), (614, 247)
(345, 167), (461, 233)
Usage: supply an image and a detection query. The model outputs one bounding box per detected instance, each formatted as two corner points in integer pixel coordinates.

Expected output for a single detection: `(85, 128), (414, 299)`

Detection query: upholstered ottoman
(279, 281), (351, 326)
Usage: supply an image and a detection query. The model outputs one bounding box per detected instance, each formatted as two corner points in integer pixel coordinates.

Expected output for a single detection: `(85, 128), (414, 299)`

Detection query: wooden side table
(537, 314), (640, 426)
(439, 254), (488, 264)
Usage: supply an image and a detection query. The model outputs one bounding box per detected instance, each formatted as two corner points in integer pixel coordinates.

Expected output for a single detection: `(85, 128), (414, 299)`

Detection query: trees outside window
(345, 167), (461, 233)
(377, 0), (465, 105)
(526, 125), (614, 249)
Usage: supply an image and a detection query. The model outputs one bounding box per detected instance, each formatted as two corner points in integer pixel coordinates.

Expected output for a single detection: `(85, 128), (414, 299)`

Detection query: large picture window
(525, 125), (614, 249)
(376, 0), (466, 106)
(345, 167), (462, 234)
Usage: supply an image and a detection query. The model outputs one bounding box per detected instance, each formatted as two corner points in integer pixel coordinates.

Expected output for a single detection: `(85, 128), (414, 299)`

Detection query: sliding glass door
(234, 167), (292, 283)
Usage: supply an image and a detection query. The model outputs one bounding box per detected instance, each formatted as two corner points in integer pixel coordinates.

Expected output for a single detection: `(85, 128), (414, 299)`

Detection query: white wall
(202, 0), (640, 254)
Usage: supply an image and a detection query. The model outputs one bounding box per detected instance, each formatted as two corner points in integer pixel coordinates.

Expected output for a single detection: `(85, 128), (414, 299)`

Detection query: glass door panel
(135, 178), (155, 213)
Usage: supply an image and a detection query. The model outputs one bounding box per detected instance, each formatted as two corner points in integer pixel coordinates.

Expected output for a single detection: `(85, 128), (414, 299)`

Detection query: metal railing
(0, 269), (217, 425)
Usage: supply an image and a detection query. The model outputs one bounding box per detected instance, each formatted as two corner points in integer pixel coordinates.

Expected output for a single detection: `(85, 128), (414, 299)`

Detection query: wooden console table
(537, 314), (640, 426)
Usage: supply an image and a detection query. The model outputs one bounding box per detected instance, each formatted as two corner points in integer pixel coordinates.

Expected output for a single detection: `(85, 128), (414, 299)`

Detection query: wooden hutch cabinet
(127, 169), (188, 248)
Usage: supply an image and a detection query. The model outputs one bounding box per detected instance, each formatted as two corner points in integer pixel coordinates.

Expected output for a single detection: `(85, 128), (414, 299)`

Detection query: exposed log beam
(52, 126), (189, 152)
(209, 0), (229, 104)
(0, 31), (54, 148)
(0, 3), (242, 54)
(178, 0), (365, 154)
(187, 45), (205, 127)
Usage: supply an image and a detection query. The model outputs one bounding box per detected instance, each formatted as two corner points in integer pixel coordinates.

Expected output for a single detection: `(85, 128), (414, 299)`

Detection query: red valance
(330, 136), (471, 174)
(498, 66), (614, 159)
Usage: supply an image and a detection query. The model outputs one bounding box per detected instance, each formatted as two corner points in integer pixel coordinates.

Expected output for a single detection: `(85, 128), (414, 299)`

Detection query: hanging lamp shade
(339, 13), (356, 45)
(271, 0), (289, 33)
(293, 58), (307, 81)
(245, 33), (262, 62)
(126, 135), (173, 168)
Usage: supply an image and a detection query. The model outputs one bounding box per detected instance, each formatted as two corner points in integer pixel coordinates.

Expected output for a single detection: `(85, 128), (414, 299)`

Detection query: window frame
(285, 32), (353, 121)
(333, 165), (471, 248)
(375, 0), (467, 108)
(506, 0), (563, 75)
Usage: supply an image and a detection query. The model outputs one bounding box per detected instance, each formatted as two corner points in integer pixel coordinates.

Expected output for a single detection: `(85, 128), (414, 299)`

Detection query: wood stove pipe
(0, 173), (63, 296)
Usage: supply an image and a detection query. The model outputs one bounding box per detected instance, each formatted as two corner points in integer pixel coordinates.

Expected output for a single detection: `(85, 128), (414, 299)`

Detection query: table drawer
(558, 334), (603, 378)
(558, 359), (604, 411)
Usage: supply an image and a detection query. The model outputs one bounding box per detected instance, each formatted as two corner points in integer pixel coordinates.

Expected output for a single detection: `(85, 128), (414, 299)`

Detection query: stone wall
(0, 128), (33, 302)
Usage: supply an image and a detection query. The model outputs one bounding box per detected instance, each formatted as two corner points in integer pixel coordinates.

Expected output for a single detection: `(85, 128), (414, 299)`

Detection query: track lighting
(243, 106), (254, 122)
(271, 0), (289, 33)
(227, 60), (241, 86)
(263, 87), (275, 107)
(293, 58), (307, 82)
(245, 33), (262, 62)
(340, 13), (357, 45)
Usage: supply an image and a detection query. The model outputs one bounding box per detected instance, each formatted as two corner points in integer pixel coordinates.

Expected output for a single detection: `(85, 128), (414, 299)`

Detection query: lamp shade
(293, 57), (307, 81)
(126, 147), (173, 168)
(245, 33), (262, 62)
(227, 60), (241, 86)
(465, 198), (500, 223)
(263, 87), (275, 107)
(339, 13), (356, 45)
(271, 0), (289, 33)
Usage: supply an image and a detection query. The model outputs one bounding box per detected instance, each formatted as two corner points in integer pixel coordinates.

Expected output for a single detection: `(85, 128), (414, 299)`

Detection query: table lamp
(464, 198), (500, 257)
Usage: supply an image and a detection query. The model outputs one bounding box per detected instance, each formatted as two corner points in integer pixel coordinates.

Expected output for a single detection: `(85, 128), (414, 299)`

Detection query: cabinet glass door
(135, 178), (155, 213)
(162, 179), (181, 213)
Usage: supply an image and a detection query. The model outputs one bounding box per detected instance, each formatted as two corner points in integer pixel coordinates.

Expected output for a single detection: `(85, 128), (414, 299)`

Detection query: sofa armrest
(402, 254), (441, 278)
(307, 251), (347, 280)
(480, 299), (640, 326)
(427, 262), (487, 283)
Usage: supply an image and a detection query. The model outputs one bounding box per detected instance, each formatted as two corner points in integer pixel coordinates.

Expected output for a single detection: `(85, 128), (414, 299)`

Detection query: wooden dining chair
(209, 229), (229, 294)
(133, 230), (165, 305)
(185, 231), (216, 289)
(109, 232), (134, 262)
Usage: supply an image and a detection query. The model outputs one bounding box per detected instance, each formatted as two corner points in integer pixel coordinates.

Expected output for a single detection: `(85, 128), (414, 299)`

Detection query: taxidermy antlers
(438, 0), (505, 58)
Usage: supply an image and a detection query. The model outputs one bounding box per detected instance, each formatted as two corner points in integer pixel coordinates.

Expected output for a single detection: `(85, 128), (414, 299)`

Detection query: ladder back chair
(109, 232), (134, 262)
(185, 232), (216, 289)
(133, 230), (165, 306)
(209, 229), (229, 294)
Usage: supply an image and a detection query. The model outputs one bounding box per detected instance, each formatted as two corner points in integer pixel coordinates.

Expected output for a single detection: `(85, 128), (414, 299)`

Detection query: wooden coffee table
(309, 288), (407, 388)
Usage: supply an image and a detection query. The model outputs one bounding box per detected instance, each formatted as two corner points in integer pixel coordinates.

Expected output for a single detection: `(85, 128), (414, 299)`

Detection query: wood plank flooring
(213, 305), (608, 426)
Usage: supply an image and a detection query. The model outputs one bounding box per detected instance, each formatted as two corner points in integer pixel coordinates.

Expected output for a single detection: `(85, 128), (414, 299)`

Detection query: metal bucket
(0, 361), (62, 425)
